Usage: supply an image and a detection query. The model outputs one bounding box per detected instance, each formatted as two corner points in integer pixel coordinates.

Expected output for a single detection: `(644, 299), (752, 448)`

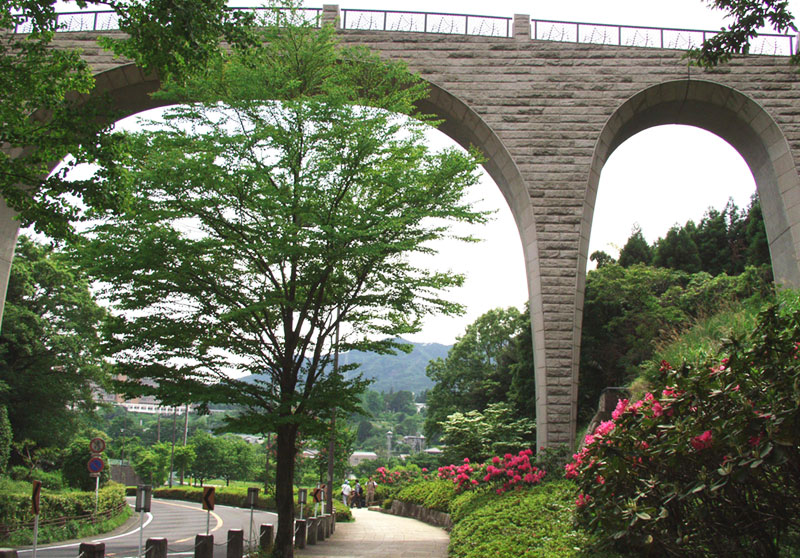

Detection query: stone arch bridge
(3, 5), (800, 450)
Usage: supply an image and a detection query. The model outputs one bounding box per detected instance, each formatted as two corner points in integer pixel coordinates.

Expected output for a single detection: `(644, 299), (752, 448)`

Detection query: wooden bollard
(323, 514), (331, 539)
(194, 534), (213, 558)
(316, 515), (326, 541)
(306, 518), (317, 545)
(79, 542), (105, 558)
(227, 529), (244, 558)
(331, 511), (336, 534)
(0, 549), (18, 558)
(145, 538), (167, 558)
(259, 524), (274, 554)
(294, 519), (307, 549)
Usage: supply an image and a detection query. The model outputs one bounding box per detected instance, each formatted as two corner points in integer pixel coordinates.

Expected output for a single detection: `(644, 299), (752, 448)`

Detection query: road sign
(135, 485), (152, 513)
(87, 457), (104, 474)
(246, 487), (259, 507)
(202, 486), (215, 511)
(89, 437), (106, 454)
(32, 480), (41, 515)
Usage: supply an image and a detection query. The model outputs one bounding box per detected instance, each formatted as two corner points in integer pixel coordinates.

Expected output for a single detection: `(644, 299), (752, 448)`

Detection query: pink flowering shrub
(567, 303), (800, 557)
(437, 450), (546, 494)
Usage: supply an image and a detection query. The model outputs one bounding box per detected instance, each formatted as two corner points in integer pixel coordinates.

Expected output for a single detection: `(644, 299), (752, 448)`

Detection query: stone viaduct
(2, 5), (800, 449)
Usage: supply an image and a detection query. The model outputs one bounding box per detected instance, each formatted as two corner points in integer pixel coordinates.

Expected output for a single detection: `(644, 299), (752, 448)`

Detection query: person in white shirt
(341, 480), (352, 507)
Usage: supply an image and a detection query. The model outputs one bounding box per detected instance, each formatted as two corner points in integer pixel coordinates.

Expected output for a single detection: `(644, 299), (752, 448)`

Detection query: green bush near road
(0, 481), (129, 546)
(396, 480), (455, 513)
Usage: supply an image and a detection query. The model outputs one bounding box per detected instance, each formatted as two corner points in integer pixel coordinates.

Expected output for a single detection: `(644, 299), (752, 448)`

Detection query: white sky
(42, 0), (800, 345)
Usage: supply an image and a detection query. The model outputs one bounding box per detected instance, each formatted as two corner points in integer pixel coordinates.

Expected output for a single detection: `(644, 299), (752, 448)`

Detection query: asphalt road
(15, 498), (278, 558)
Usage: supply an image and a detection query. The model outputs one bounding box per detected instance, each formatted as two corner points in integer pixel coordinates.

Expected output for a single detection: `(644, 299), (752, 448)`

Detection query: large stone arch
(577, 80), (800, 422)
(582, 79), (800, 287)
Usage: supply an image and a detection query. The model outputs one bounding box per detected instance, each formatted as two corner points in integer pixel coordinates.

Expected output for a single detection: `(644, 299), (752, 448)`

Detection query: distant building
(402, 435), (426, 453)
(349, 451), (378, 466)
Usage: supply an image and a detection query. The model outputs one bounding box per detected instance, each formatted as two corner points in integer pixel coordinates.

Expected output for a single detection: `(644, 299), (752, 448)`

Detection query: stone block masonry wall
(41, 10), (800, 449)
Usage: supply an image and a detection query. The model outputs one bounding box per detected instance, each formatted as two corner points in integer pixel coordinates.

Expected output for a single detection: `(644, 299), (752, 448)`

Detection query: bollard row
(4, 517), (340, 558)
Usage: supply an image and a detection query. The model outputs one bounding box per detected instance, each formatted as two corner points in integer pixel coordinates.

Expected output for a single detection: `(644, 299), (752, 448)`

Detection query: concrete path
(296, 508), (449, 558)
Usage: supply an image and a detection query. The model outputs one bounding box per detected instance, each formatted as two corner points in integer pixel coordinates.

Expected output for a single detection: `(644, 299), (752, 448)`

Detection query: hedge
(0, 482), (126, 533)
(448, 480), (622, 558)
(396, 480), (455, 513)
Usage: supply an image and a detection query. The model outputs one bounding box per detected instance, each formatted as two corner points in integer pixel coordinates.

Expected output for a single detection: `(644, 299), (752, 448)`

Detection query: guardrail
(341, 9), (511, 37)
(9, 6), (796, 56)
(532, 19), (795, 56)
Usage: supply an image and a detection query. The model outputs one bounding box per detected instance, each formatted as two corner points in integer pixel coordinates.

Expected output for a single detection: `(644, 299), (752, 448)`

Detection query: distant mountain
(339, 339), (451, 393)
(238, 339), (451, 394)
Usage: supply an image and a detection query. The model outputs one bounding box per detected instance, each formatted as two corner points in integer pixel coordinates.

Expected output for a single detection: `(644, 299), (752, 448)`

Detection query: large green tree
(0, 236), (107, 449)
(76, 13), (483, 557)
(424, 306), (534, 442)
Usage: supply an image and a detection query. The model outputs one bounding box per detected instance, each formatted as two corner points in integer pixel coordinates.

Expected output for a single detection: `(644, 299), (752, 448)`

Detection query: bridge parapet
(11, 4), (797, 55)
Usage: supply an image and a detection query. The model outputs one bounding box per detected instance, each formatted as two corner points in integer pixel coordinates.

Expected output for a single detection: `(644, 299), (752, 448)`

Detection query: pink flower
(651, 401), (664, 417)
(612, 398), (629, 420)
(576, 493), (591, 508)
(691, 430), (713, 451)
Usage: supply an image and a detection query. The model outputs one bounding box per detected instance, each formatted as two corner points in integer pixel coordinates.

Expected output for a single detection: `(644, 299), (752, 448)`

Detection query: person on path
(354, 480), (363, 508)
(341, 480), (352, 507)
(366, 477), (377, 506)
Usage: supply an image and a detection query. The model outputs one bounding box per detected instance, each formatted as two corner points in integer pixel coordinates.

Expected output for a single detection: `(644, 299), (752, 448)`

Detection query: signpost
(88, 437), (105, 516)
(297, 488), (307, 520)
(202, 487), (215, 535)
(247, 487), (259, 550)
(135, 485), (152, 558)
(31, 480), (41, 558)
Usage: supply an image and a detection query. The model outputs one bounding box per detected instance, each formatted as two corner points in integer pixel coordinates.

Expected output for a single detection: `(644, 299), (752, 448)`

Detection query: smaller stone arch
(582, 79), (800, 289)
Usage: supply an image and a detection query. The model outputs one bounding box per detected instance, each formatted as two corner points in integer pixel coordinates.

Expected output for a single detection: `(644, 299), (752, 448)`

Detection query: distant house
(349, 451), (378, 466)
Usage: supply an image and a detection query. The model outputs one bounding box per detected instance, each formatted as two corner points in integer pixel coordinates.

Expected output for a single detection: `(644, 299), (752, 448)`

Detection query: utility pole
(168, 407), (178, 487)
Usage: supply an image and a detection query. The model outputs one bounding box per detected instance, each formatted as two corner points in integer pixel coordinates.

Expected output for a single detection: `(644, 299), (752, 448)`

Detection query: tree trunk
(273, 422), (298, 558)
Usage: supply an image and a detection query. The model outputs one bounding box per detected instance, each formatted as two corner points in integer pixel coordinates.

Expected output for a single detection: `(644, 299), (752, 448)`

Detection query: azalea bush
(437, 450), (546, 494)
(568, 300), (800, 557)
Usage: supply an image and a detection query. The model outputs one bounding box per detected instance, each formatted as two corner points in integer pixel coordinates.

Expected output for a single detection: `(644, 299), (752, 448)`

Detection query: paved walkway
(296, 508), (449, 558)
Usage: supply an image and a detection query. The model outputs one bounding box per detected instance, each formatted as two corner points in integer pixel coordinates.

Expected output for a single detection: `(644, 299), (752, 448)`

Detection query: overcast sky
(49, 0), (800, 345)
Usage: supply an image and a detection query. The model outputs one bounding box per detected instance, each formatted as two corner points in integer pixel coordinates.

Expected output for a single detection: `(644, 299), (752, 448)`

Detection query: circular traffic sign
(89, 437), (106, 454)
(87, 457), (105, 473)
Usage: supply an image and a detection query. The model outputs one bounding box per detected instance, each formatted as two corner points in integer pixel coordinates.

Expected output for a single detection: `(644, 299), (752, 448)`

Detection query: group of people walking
(341, 477), (377, 508)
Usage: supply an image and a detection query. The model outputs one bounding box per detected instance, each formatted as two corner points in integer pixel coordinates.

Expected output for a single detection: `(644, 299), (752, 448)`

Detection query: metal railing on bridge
(9, 6), (797, 56)
(532, 18), (796, 56)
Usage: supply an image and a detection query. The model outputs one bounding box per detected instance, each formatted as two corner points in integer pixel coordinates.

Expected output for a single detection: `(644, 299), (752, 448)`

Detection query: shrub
(153, 485), (276, 510)
(396, 479), (455, 513)
(0, 482), (126, 528)
(449, 480), (618, 558)
(568, 299), (800, 557)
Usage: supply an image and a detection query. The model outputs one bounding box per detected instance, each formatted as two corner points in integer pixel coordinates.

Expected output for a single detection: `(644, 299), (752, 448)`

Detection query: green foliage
(1, 0), (256, 240)
(0, 481), (126, 528)
(570, 295), (800, 557)
(448, 481), (619, 558)
(0, 406), (10, 474)
(0, 237), (107, 449)
(424, 306), (534, 441)
(440, 403), (535, 464)
(689, 0), (798, 68)
(396, 479), (455, 512)
(152, 485), (277, 510)
(579, 262), (772, 422)
(1, 503), (131, 547)
(132, 443), (170, 487)
(60, 437), (110, 490)
(617, 225), (652, 268)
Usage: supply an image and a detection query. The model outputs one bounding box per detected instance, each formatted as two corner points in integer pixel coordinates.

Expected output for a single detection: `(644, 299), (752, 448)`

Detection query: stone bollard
(79, 542), (105, 558)
(294, 519), (307, 549)
(306, 518), (317, 545)
(145, 538), (167, 558)
(259, 524), (274, 554)
(227, 529), (244, 558)
(317, 515), (326, 541)
(0, 549), (18, 558)
(194, 534), (213, 558)
(331, 510), (336, 534)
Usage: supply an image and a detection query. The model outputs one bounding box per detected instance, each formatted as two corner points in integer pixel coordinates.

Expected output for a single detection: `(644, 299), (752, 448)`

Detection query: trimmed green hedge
(396, 480), (455, 513)
(448, 480), (622, 558)
(141, 485), (352, 522)
(0, 482), (126, 527)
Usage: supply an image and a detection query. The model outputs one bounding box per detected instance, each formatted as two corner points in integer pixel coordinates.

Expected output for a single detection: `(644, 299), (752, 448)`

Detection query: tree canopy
(0, 236), (107, 449)
(76, 12), (484, 557)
